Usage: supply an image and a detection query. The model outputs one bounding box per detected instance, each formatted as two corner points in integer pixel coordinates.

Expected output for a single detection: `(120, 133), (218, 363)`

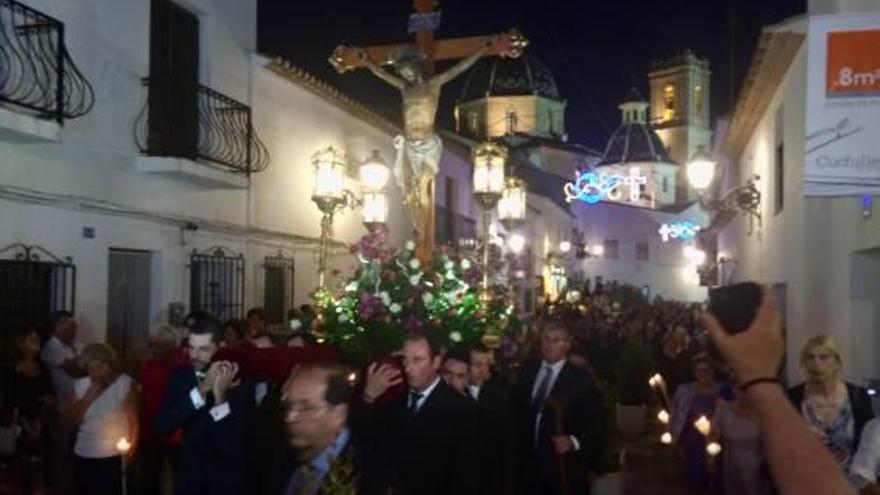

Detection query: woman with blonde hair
(787, 335), (873, 470)
(66, 342), (139, 495)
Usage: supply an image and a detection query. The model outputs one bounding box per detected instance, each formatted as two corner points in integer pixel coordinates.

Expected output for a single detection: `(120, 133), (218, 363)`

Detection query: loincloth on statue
(392, 134), (443, 195)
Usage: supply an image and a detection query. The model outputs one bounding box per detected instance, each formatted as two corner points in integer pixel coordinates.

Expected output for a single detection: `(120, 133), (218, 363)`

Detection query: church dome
(596, 88), (674, 167)
(459, 54), (561, 102)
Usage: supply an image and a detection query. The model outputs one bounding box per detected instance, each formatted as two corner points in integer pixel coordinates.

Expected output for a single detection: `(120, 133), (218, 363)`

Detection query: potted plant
(615, 338), (653, 440)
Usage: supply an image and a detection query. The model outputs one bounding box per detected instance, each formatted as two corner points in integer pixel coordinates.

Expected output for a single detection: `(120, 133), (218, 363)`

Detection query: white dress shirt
(468, 384), (481, 401)
(409, 376), (442, 412)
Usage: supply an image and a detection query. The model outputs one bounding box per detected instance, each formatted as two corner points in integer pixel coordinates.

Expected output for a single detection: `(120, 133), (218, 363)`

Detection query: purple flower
(358, 293), (384, 320)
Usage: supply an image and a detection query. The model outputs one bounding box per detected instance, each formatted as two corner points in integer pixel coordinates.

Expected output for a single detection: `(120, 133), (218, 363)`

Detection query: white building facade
(715, 4), (880, 384)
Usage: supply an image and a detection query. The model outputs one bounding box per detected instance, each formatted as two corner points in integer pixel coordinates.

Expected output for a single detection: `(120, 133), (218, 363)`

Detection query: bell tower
(648, 50), (711, 202)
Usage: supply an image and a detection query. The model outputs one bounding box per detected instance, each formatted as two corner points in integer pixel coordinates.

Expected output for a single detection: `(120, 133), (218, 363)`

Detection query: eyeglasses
(282, 399), (330, 417)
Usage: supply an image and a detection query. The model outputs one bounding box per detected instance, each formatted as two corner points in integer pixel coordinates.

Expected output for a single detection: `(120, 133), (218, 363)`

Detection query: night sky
(257, 0), (805, 151)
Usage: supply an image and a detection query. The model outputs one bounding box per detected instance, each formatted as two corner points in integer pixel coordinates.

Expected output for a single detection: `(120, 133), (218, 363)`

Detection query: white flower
(344, 281), (358, 293)
(409, 274), (421, 286)
(379, 291), (391, 306)
(460, 259), (472, 270)
(405, 240), (416, 251)
(339, 313), (350, 323)
(444, 260), (454, 270)
(422, 293), (434, 305)
(289, 319), (302, 331)
(409, 258), (421, 270)
(450, 331), (462, 343)
(389, 303), (402, 314)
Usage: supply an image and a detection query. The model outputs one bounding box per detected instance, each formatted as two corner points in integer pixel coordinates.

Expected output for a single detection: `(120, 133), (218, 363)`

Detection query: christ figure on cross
(334, 30), (525, 250)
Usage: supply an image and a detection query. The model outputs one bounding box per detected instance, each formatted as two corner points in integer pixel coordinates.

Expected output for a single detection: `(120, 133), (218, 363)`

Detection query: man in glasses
(281, 362), (394, 495)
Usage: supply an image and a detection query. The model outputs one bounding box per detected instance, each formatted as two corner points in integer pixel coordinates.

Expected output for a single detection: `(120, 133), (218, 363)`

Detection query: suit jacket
(474, 381), (517, 495)
(155, 365), (255, 495)
(788, 382), (875, 451)
(351, 379), (481, 495)
(245, 383), (295, 495)
(513, 360), (604, 495)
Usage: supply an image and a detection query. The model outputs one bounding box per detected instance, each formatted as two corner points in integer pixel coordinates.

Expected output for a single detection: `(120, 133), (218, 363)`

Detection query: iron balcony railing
(0, 0), (94, 123)
(134, 78), (270, 175)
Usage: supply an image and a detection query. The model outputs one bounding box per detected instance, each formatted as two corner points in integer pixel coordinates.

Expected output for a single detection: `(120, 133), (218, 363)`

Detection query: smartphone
(708, 282), (763, 334)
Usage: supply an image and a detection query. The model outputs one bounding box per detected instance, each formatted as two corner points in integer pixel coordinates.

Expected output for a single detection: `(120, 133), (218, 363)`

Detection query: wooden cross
(329, 1), (526, 261)
(330, 0), (525, 76)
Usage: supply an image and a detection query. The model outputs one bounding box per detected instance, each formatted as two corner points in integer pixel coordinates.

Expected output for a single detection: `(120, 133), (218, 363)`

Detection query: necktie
(408, 391), (423, 413)
(531, 365), (552, 411)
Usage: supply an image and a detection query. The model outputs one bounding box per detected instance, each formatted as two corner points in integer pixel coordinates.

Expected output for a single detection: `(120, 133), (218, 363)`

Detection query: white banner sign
(805, 14), (880, 195)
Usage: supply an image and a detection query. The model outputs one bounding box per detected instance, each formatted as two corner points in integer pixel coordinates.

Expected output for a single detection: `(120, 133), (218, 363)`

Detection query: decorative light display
(659, 222), (701, 242)
(564, 167), (648, 204)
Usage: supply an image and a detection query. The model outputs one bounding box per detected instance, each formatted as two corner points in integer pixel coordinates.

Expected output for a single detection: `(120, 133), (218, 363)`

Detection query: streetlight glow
(686, 146), (716, 191)
(359, 150), (390, 190)
(508, 233), (526, 254)
(311, 146), (347, 201)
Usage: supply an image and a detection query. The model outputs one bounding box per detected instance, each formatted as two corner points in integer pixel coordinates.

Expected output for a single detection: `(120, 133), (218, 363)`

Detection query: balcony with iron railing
(134, 78), (269, 181)
(0, 0), (94, 140)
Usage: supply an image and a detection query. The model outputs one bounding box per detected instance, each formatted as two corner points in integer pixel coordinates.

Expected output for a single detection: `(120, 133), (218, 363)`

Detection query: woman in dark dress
(9, 330), (55, 494)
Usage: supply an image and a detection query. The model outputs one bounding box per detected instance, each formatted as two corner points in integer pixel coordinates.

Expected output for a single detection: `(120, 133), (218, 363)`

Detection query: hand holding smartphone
(708, 282), (763, 335)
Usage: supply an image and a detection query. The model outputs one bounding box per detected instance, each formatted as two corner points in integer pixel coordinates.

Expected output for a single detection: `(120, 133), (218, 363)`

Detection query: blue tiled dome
(596, 89), (675, 167)
(459, 54), (561, 102)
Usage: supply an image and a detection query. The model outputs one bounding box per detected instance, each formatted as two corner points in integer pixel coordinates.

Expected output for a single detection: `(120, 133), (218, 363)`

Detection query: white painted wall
(717, 18), (880, 384)
(570, 201), (708, 302)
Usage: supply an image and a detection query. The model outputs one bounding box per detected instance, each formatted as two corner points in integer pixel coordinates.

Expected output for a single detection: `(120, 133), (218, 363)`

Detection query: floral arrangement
(297, 227), (519, 365)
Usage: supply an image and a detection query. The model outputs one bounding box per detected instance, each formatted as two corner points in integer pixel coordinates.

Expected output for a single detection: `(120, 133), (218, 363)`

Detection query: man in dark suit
(352, 331), (481, 495)
(513, 321), (604, 495)
(156, 315), (255, 495)
(278, 362), (379, 495)
(467, 344), (517, 495)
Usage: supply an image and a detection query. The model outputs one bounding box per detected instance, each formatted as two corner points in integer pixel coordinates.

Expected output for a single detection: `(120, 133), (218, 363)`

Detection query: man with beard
(156, 314), (255, 495)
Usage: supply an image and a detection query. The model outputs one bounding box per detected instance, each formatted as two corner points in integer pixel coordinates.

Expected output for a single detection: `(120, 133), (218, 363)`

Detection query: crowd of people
(0, 283), (877, 495)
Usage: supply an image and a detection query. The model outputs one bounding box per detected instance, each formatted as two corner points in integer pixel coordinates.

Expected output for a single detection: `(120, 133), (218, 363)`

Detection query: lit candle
(660, 432), (672, 445)
(117, 437), (130, 495)
(116, 437), (131, 454)
(706, 442), (722, 457)
(694, 416), (711, 437)
(657, 410), (670, 424)
(347, 372), (358, 384)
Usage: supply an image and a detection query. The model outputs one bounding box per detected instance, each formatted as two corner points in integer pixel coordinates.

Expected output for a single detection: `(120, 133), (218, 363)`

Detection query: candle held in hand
(706, 442), (722, 457)
(694, 416), (711, 437)
(657, 409), (670, 424)
(116, 437), (131, 454)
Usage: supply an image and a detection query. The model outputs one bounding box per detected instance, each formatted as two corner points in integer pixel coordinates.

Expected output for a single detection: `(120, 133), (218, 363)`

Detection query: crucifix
(329, 0), (527, 261)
